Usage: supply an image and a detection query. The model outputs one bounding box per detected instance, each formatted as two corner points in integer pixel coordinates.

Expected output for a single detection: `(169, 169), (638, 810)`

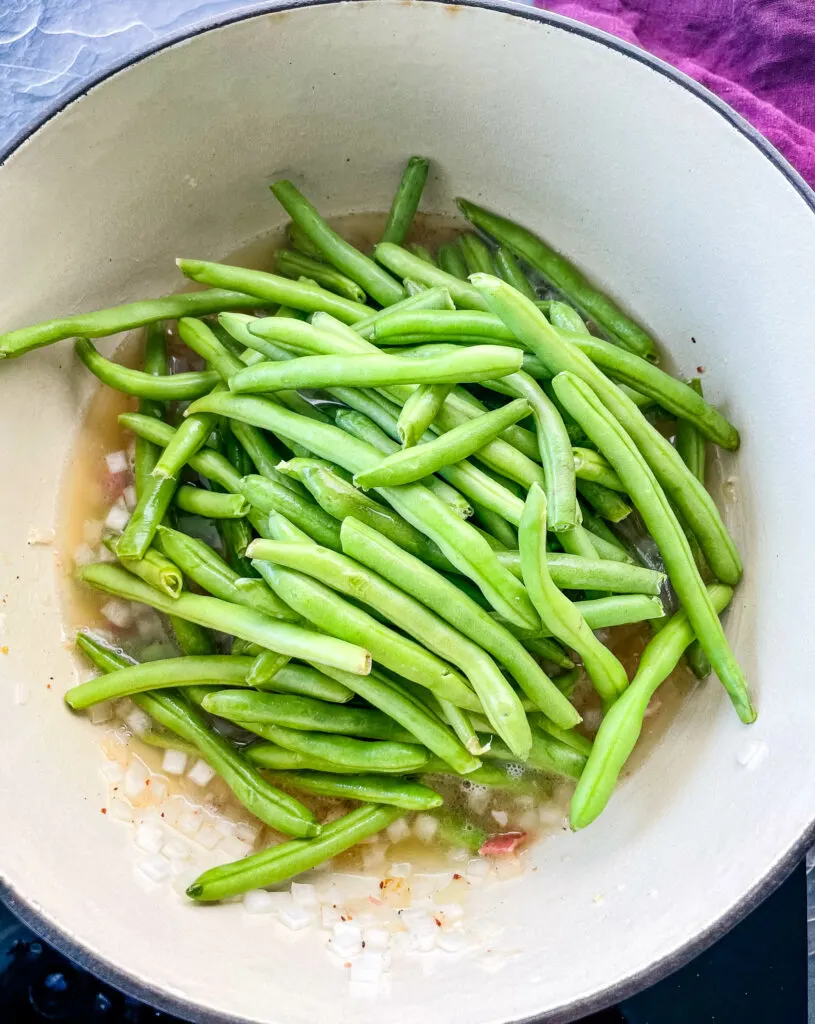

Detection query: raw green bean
(472, 275), (742, 584)
(202, 691), (415, 742)
(270, 180), (405, 305)
(239, 474), (342, 550)
(247, 651), (290, 685)
(287, 220), (323, 258)
(458, 199), (659, 361)
(105, 538), (182, 599)
(156, 526), (296, 621)
(519, 484), (628, 703)
(437, 243), (468, 280)
(74, 339), (219, 399)
(473, 504), (517, 549)
(248, 539), (532, 758)
(218, 311), (301, 364)
(74, 635), (318, 836)
(579, 503), (630, 557)
(254, 663), (354, 702)
(573, 447), (626, 491)
(140, 730), (199, 756)
(571, 583), (733, 827)
(407, 244), (435, 264)
(174, 485), (249, 519)
(0, 289), (269, 360)
(187, 804), (401, 902)
(380, 156), (430, 244)
(275, 249), (367, 303)
(228, 346), (523, 394)
(169, 616), (214, 656)
(552, 667), (582, 696)
(547, 300), (588, 334)
(246, 315), (361, 356)
(246, 743), (368, 773)
(577, 479), (632, 523)
(152, 382), (223, 481)
(314, 664), (481, 774)
(77, 562), (371, 675)
(177, 259), (372, 324)
(340, 518), (579, 727)
(268, 770), (442, 810)
(229, 418), (303, 494)
(353, 286), (455, 340)
(277, 457), (453, 570)
(115, 473), (177, 560)
(533, 718), (594, 757)
(374, 243), (488, 309)
(494, 246), (537, 300)
(397, 383), (454, 448)
(251, 558), (480, 711)
(185, 391), (538, 629)
(354, 399), (530, 488)
(458, 233), (494, 275)
(496, 550), (665, 594)
(555, 522), (598, 561)
(372, 309), (514, 343)
(484, 731), (586, 781)
(66, 653), (254, 708)
(553, 371), (753, 721)
(134, 323), (167, 496)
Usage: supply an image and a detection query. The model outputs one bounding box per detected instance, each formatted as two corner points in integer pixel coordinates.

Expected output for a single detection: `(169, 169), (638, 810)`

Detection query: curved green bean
(276, 249), (366, 303)
(458, 233), (494, 275)
(268, 770), (442, 810)
(115, 474), (177, 561)
(519, 484), (628, 703)
(381, 156), (430, 245)
(152, 383), (222, 481)
(77, 562), (372, 675)
(119, 413), (241, 492)
(353, 286), (455, 340)
(74, 339), (219, 399)
(174, 485), (249, 519)
(104, 536), (181, 599)
(494, 246), (537, 300)
(270, 180), (405, 305)
(187, 804), (401, 902)
(397, 383), (454, 448)
(458, 199), (659, 361)
(553, 370), (753, 721)
(577, 479), (632, 523)
(374, 242), (488, 309)
(496, 550), (665, 594)
(438, 243), (468, 280)
(238, 474), (342, 550)
(571, 583), (733, 828)
(247, 651), (290, 685)
(252, 662), (354, 702)
(484, 731), (586, 781)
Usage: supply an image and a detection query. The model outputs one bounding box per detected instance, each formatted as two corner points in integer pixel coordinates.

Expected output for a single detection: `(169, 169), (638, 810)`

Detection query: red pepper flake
(378, 880), (385, 889)
(46, 684), (51, 690)
(100, 808), (107, 815)
(452, 873), (463, 880)
(696, 366), (704, 374)
(434, 917), (442, 927)
(0, 646), (8, 655)
(340, 915), (347, 922)
(145, 779), (151, 786)
(344, 962), (352, 969)
(160, 813), (165, 818)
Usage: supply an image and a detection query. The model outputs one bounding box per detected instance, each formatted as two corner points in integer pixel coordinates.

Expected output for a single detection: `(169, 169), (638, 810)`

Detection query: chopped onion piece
(73, 543), (96, 568)
(161, 749), (187, 775)
(490, 809), (509, 827)
(187, 759), (216, 787)
(243, 890), (276, 915)
(363, 927), (390, 952)
(134, 822), (165, 854)
(162, 839), (189, 861)
(101, 760), (124, 783)
(125, 708), (152, 736)
(101, 598), (133, 629)
(413, 814), (438, 843)
(195, 824), (222, 850)
(137, 854), (171, 883)
(385, 818), (410, 844)
(388, 862), (411, 878)
(291, 882), (318, 908)
(104, 502), (130, 534)
(123, 484), (138, 510)
(123, 759), (149, 799)
(89, 700), (114, 725)
(330, 921), (362, 959)
(177, 810), (202, 836)
(105, 450), (129, 474)
(279, 905), (314, 931)
(350, 952), (386, 984)
(220, 836), (253, 860)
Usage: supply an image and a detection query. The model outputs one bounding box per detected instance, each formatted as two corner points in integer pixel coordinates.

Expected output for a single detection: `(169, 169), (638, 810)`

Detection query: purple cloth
(534, 0), (815, 187)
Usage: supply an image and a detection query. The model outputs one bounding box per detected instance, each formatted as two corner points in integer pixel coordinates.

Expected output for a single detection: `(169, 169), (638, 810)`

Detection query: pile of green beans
(0, 154), (748, 902)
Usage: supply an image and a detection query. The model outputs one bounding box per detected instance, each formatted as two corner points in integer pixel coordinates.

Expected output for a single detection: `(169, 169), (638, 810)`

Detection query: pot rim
(1, 2), (813, 1021)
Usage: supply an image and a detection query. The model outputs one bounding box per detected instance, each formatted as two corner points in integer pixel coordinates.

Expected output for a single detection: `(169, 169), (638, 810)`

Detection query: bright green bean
(239, 474), (342, 550)
(133, 323), (167, 496)
(174, 485), (249, 519)
(472, 275), (742, 584)
(372, 309), (514, 343)
(458, 199), (659, 361)
(374, 243), (488, 309)
(270, 180), (405, 305)
(268, 770), (442, 810)
(381, 156), (430, 245)
(353, 286), (455, 340)
(187, 804), (401, 901)
(484, 731), (586, 781)
(287, 220), (323, 258)
(77, 562), (371, 675)
(253, 663), (354, 702)
(571, 584), (733, 827)
(473, 503), (517, 549)
(572, 447), (625, 491)
(458, 233), (494, 275)
(276, 249), (366, 303)
(248, 538), (532, 758)
(553, 371), (753, 721)
(0, 289), (270, 360)
(397, 383), (454, 448)
(74, 339), (219, 399)
(247, 651), (290, 685)
(437, 243), (468, 280)
(104, 538), (182, 599)
(115, 473), (177, 561)
(577, 479), (632, 523)
(519, 484), (628, 702)
(494, 246), (537, 300)
(229, 418), (303, 494)
(152, 383), (222, 482)
(340, 518), (579, 728)
(579, 503), (631, 558)
(246, 742), (370, 773)
(496, 550), (665, 594)
(533, 718), (594, 757)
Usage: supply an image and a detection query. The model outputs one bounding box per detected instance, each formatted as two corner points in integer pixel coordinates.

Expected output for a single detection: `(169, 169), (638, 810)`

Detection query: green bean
(473, 504), (517, 550)
(202, 690), (415, 742)
(176, 259), (372, 324)
(496, 550), (665, 594)
(239, 474), (342, 550)
(187, 804), (401, 902)
(340, 518), (579, 727)
(140, 730), (199, 756)
(246, 743), (368, 773)
(228, 346), (523, 394)
(185, 391), (538, 629)
(74, 339), (218, 399)
(66, 653), (254, 708)
(519, 484), (628, 703)
(353, 286), (455, 340)
(152, 382), (222, 482)
(577, 479), (632, 523)
(432, 809), (488, 852)
(174, 485), (249, 519)
(378, 155), (429, 240)
(276, 457), (453, 570)
(397, 383), (454, 448)
(104, 538), (182, 599)
(74, 635), (318, 837)
(287, 220), (323, 258)
(251, 558), (481, 711)
(458, 199), (659, 361)
(270, 180), (405, 305)
(572, 448), (625, 492)
(314, 664), (481, 774)
(77, 562), (371, 674)
(579, 503), (630, 557)
(571, 583), (733, 827)
(354, 399), (530, 488)
(504, 594), (664, 639)
(437, 243), (468, 280)
(372, 309), (513, 344)
(119, 413), (241, 492)
(133, 323), (167, 495)
(0, 289), (270, 360)
(546, 300), (589, 335)
(248, 538), (532, 758)
(275, 249), (367, 303)
(472, 275), (742, 584)
(533, 718), (594, 757)
(268, 770), (442, 810)
(493, 246), (537, 300)
(247, 651), (290, 685)
(229, 418), (303, 494)
(553, 371), (753, 721)
(374, 243), (488, 310)
(246, 314), (362, 357)
(115, 473), (177, 560)
(484, 731), (586, 781)
(458, 233), (494, 275)
(169, 615), (214, 656)
(255, 663), (353, 702)
(156, 526), (295, 621)
(218, 311), (300, 365)
(552, 666), (581, 696)
(407, 244), (435, 264)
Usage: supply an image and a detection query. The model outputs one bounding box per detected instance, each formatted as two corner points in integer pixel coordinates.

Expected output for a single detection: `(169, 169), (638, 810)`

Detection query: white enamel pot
(1, 2), (814, 1022)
